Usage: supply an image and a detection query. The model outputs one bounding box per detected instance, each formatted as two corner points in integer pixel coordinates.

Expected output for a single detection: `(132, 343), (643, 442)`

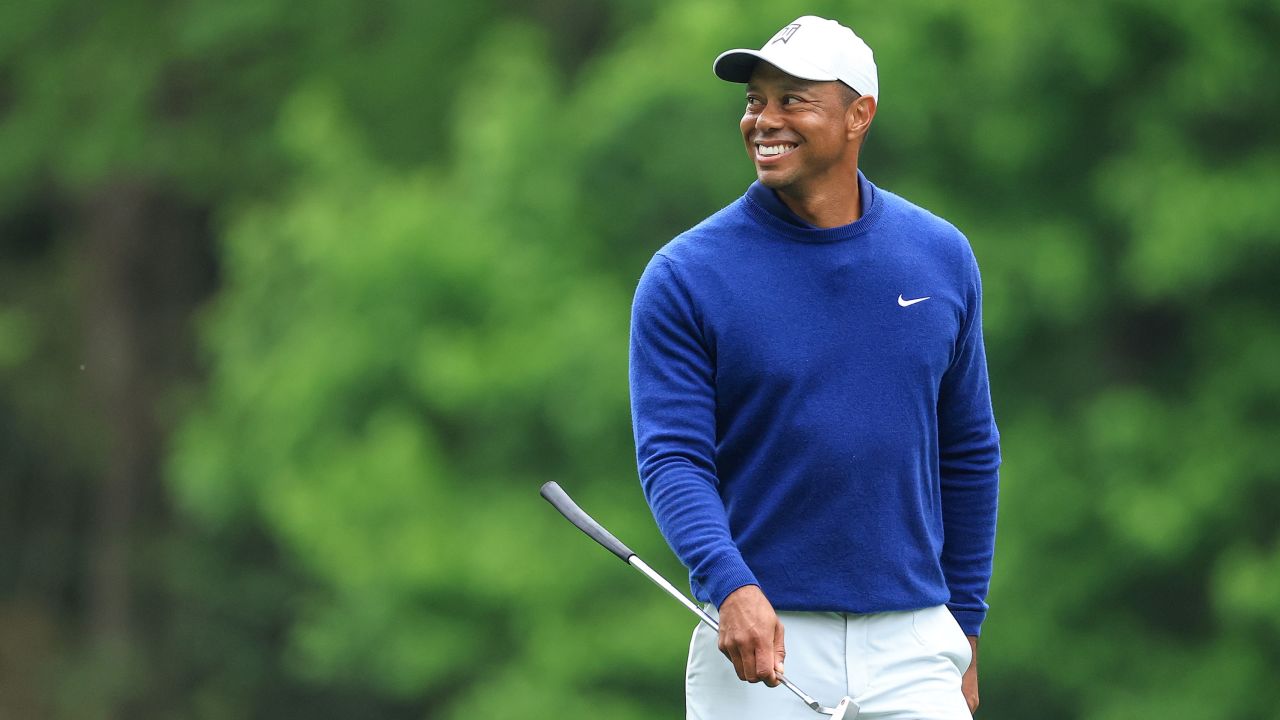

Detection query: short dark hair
(839, 82), (861, 108)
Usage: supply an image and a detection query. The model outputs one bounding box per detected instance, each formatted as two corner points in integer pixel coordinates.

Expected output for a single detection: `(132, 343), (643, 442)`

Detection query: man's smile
(756, 142), (798, 160)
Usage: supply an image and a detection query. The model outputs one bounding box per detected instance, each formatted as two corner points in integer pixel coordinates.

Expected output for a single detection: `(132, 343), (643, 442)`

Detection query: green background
(1, 1), (1277, 718)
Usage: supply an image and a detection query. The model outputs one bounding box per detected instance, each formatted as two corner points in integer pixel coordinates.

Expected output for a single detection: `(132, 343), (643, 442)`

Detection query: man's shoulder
(873, 185), (977, 272)
(876, 185), (968, 244)
(654, 195), (753, 263)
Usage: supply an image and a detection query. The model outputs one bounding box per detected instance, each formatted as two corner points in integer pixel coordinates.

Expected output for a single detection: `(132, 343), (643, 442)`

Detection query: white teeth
(758, 144), (796, 157)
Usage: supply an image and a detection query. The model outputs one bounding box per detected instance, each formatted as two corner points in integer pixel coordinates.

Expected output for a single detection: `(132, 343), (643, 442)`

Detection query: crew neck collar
(741, 170), (882, 243)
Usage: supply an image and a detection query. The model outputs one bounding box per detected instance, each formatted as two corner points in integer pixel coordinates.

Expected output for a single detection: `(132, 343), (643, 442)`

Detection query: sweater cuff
(704, 552), (760, 608)
(949, 608), (987, 637)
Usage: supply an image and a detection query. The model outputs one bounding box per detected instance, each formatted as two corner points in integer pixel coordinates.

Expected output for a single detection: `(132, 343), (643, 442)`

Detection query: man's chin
(754, 169), (791, 189)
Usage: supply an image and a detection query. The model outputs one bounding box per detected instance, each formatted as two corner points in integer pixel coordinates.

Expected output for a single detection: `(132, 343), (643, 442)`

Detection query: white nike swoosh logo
(898, 294), (930, 307)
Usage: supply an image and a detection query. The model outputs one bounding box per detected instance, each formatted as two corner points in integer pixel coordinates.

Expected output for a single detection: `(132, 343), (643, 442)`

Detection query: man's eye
(782, 96), (803, 105)
(745, 96), (762, 106)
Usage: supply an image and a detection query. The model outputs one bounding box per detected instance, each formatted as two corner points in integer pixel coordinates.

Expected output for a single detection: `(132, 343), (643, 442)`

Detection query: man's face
(740, 62), (866, 193)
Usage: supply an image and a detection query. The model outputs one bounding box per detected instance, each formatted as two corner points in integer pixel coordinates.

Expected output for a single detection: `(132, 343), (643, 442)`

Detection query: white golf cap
(713, 16), (878, 101)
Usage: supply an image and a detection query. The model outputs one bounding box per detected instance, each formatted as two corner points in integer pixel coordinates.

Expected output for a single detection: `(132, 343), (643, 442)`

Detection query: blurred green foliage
(2, 0), (1278, 718)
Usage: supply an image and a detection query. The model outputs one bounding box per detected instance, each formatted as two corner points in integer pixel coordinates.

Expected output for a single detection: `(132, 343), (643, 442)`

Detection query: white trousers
(686, 604), (972, 720)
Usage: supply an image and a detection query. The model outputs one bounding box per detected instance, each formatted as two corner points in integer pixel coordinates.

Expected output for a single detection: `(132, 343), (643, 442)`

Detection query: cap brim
(712, 49), (840, 84)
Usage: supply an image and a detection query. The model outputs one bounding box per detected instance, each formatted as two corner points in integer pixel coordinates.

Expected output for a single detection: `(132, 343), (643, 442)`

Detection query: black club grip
(540, 481), (636, 562)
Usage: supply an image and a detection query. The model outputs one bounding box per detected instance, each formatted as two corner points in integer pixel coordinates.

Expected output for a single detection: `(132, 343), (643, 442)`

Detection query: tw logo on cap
(770, 23), (802, 44)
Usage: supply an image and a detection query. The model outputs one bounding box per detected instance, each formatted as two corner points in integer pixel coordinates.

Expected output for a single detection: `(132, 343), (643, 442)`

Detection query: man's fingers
(775, 620), (786, 676)
(720, 632), (767, 682)
(742, 636), (763, 682)
(758, 621), (785, 687)
(755, 644), (779, 687)
(720, 640), (748, 682)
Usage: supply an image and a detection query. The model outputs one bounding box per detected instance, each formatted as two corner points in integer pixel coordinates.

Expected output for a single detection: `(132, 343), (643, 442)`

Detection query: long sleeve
(629, 255), (758, 606)
(936, 248), (1001, 636)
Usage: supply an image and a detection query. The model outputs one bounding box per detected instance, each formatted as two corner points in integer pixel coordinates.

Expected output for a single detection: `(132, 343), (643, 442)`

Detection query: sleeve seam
(654, 253), (712, 353)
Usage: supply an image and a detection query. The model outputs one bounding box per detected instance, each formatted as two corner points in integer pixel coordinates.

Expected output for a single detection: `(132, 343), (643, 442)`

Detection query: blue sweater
(629, 173), (1000, 635)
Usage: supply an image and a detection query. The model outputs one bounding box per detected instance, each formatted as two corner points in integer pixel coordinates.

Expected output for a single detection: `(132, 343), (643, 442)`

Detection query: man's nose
(754, 103), (784, 132)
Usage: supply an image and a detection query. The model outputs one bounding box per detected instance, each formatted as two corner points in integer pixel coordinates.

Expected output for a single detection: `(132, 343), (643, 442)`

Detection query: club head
(827, 696), (858, 720)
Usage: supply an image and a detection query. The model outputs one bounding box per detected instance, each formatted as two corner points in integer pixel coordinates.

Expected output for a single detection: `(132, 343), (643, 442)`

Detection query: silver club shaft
(627, 556), (834, 715)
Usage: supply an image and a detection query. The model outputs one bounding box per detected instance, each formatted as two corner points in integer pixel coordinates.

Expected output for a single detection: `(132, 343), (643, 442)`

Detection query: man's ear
(846, 95), (877, 141)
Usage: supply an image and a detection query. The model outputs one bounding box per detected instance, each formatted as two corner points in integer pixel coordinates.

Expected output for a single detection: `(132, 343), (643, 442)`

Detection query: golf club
(539, 481), (858, 719)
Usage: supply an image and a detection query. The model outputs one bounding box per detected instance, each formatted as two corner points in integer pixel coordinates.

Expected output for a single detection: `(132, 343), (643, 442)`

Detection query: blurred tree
(0, 0), (579, 717)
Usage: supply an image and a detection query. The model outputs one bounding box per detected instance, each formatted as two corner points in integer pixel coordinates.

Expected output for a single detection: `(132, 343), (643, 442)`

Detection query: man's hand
(963, 635), (979, 713)
(717, 585), (785, 687)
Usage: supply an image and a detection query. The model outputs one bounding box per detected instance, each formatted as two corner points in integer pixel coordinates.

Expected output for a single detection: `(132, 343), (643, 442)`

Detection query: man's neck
(773, 170), (863, 228)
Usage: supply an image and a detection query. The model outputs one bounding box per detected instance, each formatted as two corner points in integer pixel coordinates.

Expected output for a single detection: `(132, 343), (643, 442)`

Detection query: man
(628, 15), (1001, 720)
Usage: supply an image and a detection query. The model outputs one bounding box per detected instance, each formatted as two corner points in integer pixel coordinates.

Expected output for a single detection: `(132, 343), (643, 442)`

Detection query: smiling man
(628, 15), (1001, 720)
